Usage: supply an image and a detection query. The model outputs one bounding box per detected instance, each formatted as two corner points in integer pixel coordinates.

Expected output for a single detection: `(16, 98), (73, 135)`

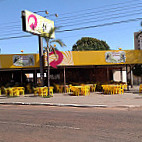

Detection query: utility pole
(38, 36), (44, 86)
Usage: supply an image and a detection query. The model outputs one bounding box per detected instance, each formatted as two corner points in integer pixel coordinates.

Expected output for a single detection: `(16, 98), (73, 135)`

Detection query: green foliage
(133, 64), (142, 76)
(72, 37), (110, 51)
(42, 27), (66, 52)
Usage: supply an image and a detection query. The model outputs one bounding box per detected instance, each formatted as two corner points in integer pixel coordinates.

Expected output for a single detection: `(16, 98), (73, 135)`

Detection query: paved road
(0, 105), (142, 142)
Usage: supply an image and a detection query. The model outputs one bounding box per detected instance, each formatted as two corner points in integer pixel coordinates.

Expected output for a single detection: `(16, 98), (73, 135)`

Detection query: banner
(105, 51), (126, 63)
(13, 55), (35, 67)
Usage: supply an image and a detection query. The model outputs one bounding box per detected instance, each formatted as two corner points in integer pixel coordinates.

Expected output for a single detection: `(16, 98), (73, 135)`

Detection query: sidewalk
(0, 86), (142, 108)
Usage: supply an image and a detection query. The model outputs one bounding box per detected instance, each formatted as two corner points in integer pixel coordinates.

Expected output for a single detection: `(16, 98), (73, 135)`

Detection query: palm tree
(42, 27), (66, 96)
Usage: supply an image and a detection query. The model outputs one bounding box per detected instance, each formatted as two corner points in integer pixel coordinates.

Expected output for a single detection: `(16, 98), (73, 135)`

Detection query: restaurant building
(0, 50), (142, 89)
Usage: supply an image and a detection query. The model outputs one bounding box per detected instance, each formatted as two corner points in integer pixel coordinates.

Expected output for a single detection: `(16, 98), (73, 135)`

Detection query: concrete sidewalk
(0, 86), (142, 108)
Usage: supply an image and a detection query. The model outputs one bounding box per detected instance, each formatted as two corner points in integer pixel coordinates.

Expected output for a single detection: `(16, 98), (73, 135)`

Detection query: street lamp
(21, 50), (24, 53)
(34, 10), (58, 18)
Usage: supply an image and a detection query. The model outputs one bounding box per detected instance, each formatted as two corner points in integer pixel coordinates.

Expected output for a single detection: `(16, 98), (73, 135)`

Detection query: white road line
(0, 121), (80, 130)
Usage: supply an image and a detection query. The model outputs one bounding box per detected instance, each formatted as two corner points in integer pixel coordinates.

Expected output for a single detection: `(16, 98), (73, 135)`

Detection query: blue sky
(0, 0), (142, 54)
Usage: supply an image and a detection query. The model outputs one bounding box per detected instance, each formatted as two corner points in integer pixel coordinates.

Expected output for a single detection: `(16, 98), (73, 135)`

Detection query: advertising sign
(13, 55), (35, 67)
(44, 51), (74, 68)
(105, 51), (126, 63)
(22, 10), (55, 38)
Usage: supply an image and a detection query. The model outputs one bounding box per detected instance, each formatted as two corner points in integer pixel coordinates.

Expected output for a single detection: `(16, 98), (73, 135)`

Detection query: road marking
(0, 121), (80, 130)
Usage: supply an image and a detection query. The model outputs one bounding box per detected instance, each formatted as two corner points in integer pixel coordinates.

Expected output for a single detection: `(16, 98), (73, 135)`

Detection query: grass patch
(42, 95), (53, 98)
(7, 96), (19, 98)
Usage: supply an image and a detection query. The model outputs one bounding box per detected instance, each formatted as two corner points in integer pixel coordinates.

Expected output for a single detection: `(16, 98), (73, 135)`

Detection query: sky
(0, 0), (142, 54)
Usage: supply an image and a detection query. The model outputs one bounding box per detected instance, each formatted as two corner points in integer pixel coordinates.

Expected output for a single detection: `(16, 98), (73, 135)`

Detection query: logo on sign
(28, 14), (37, 30)
(49, 51), (63, 68)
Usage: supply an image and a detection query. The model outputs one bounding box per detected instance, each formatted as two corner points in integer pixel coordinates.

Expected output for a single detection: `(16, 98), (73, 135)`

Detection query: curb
(0, 102), (142, 109)
(0, 102), (107, 108)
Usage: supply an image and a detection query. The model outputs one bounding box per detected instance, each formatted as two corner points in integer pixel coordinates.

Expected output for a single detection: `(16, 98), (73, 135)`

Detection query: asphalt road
(0, 105), (142, 142)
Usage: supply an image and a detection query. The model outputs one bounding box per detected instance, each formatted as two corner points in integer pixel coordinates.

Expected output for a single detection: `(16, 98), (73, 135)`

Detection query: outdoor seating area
(101, 84), (127, 95)
(0, 82), (131, 97)
(0, 85), (54, 97)
(54, 83), (97, 96)
(33, 86), (54, 97)
(3, 87), (25, 97)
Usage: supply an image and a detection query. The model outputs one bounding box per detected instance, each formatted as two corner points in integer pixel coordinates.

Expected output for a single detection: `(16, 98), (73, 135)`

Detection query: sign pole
(47, 47), (50, 96)
(38, 35), (44, 87)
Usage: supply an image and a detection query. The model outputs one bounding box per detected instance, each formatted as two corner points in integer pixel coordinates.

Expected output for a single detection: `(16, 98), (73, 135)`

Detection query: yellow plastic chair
(41, 87), (48, 97)
(40, 87), (54, 97)
(0, 89), (1, 95)
(49, 87), (54, 96)
(65, 85), (71, 93)
(81, 86), (90, 96)
(102, 85), (109, 94)
(112, 86), (119, 94)
(54, 84), (60, 93)
(113, 85), (122, 94)
(108, 86), (114, 94)
(119, 85), (124, 94)
(17, 87), (25, 95)
(8, 88), (19, 96)
(26, 84), (32, 94)
(91, 84), (96, 92)
(139, 84), (142, 93)
(54, 84), (63, 93)
(8, 88), (14, 96)
(13, 88), (20, 96)
(33, 87), (39, 96)
(4, 88), (8, 96)
(71, 87), (80, 96)
(45, 87), (54, 96)
(59, 85), (63, 93)
(124, 84), (127, 90)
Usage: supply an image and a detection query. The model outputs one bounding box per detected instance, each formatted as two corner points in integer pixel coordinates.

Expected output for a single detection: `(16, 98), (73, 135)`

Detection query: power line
(3, 6), (139, 31)
(0, 27), (21, 32)
(0, 15), (141, 39)
(57, 0), (141, 18)
(57, 11), (142, 28)
(57, 17), (142, 32)
(0, 17), (141, 40)
(0, 34), (33, 41)
(0, 32), (25, 37)
(0, 24), (20, 28)
(0, 0), (141, 27)
(56, 25), (137, 39)
(0, 21), (21, 26)
(0, 4), (141, 32)
(56, 3), (142, 23)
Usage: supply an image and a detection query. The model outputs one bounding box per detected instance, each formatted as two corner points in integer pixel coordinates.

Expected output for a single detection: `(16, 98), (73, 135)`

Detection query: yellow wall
(72, 50), (142, 65)
(0, 54), (39, 68)
(0, 50), (142, 69)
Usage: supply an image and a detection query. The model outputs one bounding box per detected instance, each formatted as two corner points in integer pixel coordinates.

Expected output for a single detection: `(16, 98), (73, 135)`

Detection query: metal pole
(47, 47), (50, 96)
(126, 64), (129, 91)
(64, 66), (66, 93)
(130, 65), (133, 88)
(38, 36), (44, 86)
(21, 69), (23, 86)
(106, 67), (109, 82)
(120, 67), (123, 82)
(33, 69), (37, 87)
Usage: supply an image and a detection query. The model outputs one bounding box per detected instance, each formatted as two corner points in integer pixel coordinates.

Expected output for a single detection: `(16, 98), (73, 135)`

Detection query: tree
(42, 27), (66, 96)
(72, 37), (110, 51)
